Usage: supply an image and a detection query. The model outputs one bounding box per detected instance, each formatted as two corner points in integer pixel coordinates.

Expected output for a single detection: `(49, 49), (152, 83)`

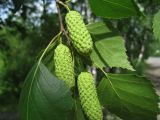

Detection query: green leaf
(153, 9), (160, 41)
(19, 62), (73, 120)
(88, 0), (141, 19)
(88, 22), (134, 71)
(98, 74), (159, 120)
(87, 22), (112, 35)
(74, 98), (86, 120)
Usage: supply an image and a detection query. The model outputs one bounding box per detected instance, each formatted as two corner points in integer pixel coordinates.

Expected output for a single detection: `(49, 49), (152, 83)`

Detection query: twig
(56, 0), (71, 45)
(56, 0), (74, 63)
(56, 0), (64, 32)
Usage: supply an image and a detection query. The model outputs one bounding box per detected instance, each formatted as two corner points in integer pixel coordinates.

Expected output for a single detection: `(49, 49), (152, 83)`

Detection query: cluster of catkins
(54, 10), (102, 120)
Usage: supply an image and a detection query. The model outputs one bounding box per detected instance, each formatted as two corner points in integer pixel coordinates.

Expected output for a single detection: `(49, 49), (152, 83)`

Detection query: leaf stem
(36, 31), (62, 67)
(57, 0), (71, 11)
(95, 64), (120, 98)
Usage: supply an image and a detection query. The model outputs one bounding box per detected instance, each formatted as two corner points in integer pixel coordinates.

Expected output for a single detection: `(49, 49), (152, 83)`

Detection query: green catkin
(54, 44), (74, 88)
(65, 11), (93, 55)
(78, 72), (102, 120)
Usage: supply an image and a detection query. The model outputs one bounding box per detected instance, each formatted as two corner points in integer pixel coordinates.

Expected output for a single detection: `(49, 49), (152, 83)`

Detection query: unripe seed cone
(54, 44), (75, 88)
(65, 11), (93, 55)
(78, 72), (102, 120)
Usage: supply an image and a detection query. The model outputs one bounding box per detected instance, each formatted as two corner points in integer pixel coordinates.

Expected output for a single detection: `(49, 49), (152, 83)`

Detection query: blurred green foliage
(0, 0), (59, 111)
(116, 0), (160, 74)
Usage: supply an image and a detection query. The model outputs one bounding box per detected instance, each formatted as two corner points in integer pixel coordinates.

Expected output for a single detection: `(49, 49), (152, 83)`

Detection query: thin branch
(56, 0), (70, 44)
(56, 0), (74, 62)
(56, 0), (64, 32)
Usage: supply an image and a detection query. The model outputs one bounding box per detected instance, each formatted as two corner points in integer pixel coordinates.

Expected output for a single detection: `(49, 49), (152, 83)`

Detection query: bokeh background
(0, 0), (160, 120)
